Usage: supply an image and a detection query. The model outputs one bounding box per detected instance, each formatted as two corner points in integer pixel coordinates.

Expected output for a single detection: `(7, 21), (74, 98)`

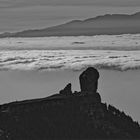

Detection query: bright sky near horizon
(0, 0), (140, 32)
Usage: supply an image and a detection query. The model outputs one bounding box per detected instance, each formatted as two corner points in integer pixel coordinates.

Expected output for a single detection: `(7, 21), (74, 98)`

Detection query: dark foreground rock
(59, 83), (72, 95)
(0, 67), (140, 140)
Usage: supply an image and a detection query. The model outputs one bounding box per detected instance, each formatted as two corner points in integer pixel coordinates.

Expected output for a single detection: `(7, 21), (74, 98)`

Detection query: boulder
(79, 67), (99, 93)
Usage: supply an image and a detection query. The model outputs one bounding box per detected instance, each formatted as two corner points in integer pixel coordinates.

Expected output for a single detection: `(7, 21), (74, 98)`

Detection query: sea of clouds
(0, 34), (140, 71)
(0, 50), (140, 71)
(0, 34), (140, 50)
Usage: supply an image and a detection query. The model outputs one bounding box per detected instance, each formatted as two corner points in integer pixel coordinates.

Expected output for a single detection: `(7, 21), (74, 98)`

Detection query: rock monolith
(79, 67), (99, 93)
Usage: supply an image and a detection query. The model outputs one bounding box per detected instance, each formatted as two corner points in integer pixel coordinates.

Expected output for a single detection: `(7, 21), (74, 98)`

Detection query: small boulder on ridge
(59, 83), (72, 95)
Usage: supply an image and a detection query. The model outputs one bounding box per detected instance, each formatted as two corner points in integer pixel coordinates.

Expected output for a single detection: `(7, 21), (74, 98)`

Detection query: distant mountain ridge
(0, 12), (140, 37)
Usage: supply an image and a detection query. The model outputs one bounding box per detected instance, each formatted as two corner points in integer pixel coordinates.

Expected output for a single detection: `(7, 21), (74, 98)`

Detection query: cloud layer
(0, 34), (140, 50)
(0, 50), (140, 71)
(0, 34), (140, 71)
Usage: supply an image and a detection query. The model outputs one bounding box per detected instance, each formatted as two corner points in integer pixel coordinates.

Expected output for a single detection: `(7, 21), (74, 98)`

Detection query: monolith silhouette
(79, 67), (99, 93)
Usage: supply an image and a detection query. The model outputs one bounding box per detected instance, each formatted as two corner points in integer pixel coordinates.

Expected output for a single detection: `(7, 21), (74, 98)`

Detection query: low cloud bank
(0, 50), (140, 71)
(0, 34), (140, 71)
(0, 34), (140, 50)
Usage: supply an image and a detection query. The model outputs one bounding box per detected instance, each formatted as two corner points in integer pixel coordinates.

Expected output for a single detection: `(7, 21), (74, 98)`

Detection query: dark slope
(0, 67), (140, 140)
(0, 94), (140, 140)
(0, 12), (140, 38)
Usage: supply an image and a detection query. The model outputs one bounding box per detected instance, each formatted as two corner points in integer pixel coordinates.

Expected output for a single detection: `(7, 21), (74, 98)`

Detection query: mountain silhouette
(0, 12), (140, 38)
(0, 67), (140, 139)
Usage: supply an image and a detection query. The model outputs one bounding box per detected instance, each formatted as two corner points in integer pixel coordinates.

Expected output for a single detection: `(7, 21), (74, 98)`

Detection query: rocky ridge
(0, 67), (140, 139)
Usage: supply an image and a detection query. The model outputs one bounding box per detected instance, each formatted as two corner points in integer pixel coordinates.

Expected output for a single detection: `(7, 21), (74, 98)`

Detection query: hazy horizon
(1, 2), (140, 33)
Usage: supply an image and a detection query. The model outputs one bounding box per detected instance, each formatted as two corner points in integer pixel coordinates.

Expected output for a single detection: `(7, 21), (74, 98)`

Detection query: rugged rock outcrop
(59, 83), (72, 95)
(0, 67), (140, 140)
(79, 67), (99, 93)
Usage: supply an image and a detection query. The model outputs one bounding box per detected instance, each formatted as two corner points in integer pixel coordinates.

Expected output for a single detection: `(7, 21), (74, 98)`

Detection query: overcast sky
(0, 0), (140, 32)
(1, 0), (140, 7)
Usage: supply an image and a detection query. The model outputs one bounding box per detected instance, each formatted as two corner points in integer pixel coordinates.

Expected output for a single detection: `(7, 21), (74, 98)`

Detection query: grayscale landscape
(0, 0), (140, 139)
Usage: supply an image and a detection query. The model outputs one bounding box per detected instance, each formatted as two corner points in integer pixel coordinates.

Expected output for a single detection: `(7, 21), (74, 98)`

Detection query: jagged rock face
(59, 83), (72, 95)
(79, 67), (99, 93)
